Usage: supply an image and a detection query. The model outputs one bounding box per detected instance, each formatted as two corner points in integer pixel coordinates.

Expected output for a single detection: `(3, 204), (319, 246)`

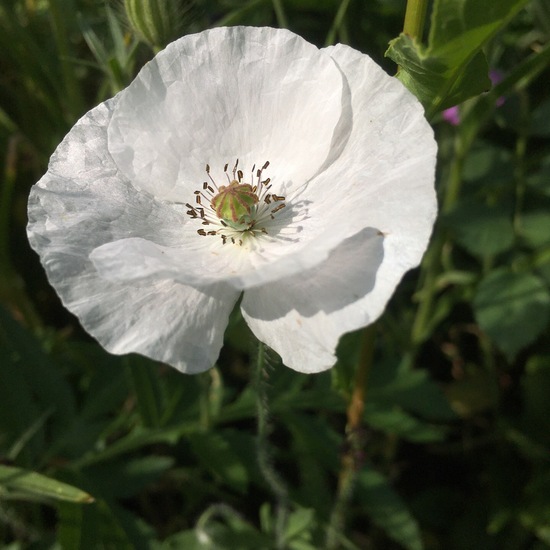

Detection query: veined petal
(108, 26), (348, 202)
(27, 100), (239, 372)
(241, 228), (386, 373)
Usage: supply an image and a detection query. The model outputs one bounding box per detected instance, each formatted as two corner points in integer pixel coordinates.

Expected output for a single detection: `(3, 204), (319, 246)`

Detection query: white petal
(241, 228), (388, 373)
(28, 100), (239, 372)
(285, 43), (437, 265)
(108, 26), (347, 202)
(241, 47), (437, 373)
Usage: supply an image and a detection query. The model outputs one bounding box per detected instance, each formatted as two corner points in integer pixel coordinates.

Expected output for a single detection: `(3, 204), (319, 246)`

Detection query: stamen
(188, 160), (286, 245)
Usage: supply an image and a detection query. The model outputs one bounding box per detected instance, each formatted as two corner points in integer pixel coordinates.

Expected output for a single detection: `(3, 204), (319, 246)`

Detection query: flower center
(186, 160), (286, 245)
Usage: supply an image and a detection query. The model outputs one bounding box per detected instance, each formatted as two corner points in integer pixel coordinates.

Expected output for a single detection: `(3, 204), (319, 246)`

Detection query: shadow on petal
(242, 226), (384, 320)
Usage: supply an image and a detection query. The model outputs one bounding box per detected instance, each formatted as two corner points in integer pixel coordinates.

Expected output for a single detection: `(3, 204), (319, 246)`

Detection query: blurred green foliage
(1, 0), (550, 548)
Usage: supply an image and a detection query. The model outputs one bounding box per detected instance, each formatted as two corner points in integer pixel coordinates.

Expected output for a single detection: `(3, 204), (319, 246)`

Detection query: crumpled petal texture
(27, 26), (437, 374)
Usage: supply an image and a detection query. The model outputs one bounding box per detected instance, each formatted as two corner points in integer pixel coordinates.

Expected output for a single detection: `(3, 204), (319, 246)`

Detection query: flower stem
(402, 0), (429, 40)
(326, 324), (376, 548)
(254, 342), (289, 548)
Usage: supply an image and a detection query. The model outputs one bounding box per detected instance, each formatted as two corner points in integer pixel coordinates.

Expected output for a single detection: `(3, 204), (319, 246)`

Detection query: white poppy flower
(27, 26), (437, 374)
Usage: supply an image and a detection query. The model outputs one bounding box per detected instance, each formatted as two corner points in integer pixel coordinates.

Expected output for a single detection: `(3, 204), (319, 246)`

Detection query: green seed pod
(211, 181), (259, 231)
(124, 0), (187, 50)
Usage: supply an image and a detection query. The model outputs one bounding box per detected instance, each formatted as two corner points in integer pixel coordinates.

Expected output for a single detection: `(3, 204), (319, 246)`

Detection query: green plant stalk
(326, 324), (376, 549)
(325, 0), (352, 46)
(402, 0), (429, 40)
(272, 0), (289, 29)
(254, 342), (289, 549)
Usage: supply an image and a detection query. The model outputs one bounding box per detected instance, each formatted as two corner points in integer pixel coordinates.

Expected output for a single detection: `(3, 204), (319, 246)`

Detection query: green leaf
(0, 464), (94, 504)
(519, 355), (550, 445)
(188, 431), (249, 493)
(519, 210), (550, 248)
(364, 405), (448, 442)
(126, 355), (163, 428)
(82, 456), (174, 499)
(357, 468), (423, 550)
(443, 197), (515, 257)
(462, 142), (514, 187)
(368, 358), (456, 421)
(386, 35), (490, 112)
(529, 98), (550, 136)
(473, 269), (550, 359)
(386, 0), (529, 113)
(284, 507), (316, 543)
(57, 501), (101, 550)
(284, 412), (340, 515)
(527, 160), (550, 197)
(0, 307), (76, 460)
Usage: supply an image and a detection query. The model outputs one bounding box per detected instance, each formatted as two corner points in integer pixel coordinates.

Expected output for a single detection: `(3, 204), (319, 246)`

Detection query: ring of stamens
(187, 160), (286, 245)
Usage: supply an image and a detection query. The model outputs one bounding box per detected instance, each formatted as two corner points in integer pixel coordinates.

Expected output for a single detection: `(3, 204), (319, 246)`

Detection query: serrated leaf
(357, 469), (423, 550)
(0, 465), (94, 504)
(473, 269), (550, 359)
